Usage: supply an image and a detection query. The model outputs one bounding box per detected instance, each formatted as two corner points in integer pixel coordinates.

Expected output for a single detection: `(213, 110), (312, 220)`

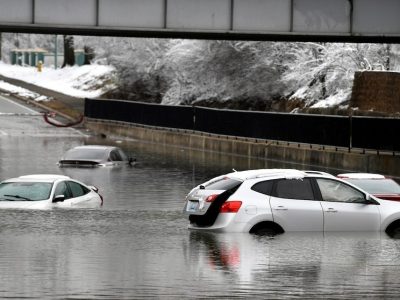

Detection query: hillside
(2, 34), (400, 113)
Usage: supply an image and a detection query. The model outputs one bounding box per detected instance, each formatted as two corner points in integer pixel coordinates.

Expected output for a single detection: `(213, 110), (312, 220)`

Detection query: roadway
(0, 93), (87, 137)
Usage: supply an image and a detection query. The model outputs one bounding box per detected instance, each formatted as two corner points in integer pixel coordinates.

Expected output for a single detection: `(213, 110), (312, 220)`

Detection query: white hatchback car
(183, 169), (400, 237)
(0, 174), (103, 209)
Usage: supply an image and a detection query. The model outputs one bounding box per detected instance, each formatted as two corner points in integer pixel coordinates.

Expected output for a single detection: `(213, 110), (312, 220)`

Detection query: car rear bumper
(188, 213), (248, 232)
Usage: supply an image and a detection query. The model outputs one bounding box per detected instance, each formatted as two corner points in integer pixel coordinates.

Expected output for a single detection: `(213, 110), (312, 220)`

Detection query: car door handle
(325, 208), (338, 213)
(274, 206), (288, 211)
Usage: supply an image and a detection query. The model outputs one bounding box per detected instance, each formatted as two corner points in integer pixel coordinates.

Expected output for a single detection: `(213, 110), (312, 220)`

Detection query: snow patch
(0, 62), (117, 98)
(310, 90), (351, 108)
(0, 80), (49, 101)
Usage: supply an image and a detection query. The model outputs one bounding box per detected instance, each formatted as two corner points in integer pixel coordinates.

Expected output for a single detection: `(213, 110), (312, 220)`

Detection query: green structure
(74, 50), (85, 66)
(11, 48), (86, 67)
(11, 48), (47, 66)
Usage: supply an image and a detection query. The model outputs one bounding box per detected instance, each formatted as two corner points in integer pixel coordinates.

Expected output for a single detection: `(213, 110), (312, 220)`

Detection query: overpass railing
(85, 98), (400, 152)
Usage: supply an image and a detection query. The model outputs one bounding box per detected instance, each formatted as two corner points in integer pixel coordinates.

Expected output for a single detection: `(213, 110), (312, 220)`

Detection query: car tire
(249, 222), (284, 236)
(387, 226), (400, 239)
(385, 221), (400, 239)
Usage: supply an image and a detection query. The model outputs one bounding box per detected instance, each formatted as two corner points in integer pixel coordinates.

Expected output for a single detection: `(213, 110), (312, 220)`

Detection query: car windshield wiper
(3, 194), (32, 201)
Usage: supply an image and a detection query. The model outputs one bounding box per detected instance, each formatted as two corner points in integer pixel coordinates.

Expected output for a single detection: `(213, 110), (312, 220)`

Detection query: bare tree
(62, 35), (75, 67)
(83, 46), (95, 65)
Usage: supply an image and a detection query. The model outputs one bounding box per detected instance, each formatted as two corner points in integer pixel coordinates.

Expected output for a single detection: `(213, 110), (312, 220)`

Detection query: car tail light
(205, 194), (219, 202)
(220, 201), (242, 213)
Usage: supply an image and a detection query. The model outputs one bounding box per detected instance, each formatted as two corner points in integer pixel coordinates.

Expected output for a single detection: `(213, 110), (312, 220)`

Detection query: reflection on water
(1, 132), (400, 299)
(187, 231), (400, 298)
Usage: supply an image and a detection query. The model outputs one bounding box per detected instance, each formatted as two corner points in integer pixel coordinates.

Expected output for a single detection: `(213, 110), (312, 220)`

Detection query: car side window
(54, 181), (72, 200)
(117, 149), (128, 161)
(316, 178), (365, 203)
(67, 181), (89, 198)
(274, 178), (315, 200)
(251, 180), (274, 195)
(110, 150), (123, 161)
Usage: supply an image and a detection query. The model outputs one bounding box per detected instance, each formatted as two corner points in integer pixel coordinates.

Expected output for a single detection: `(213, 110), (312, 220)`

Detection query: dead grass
(42, 99), (82, 119)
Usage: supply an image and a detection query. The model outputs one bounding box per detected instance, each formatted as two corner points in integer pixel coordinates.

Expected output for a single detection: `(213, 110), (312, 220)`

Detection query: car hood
(374, 197), (400, 225)
(0, 200), (52, 209)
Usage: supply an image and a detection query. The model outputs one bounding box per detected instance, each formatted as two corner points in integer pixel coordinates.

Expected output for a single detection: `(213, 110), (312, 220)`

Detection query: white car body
(0, 174), (103, 209)
(183, 169), (400, 236)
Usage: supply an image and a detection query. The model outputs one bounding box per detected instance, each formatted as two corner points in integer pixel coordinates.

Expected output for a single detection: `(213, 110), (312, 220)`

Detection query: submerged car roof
(3, 174), (71, 183)
(70, 145), (117, 150)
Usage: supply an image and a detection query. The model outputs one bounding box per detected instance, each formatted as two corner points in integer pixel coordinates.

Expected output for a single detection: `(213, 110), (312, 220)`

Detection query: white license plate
(187, 200), (199, 212)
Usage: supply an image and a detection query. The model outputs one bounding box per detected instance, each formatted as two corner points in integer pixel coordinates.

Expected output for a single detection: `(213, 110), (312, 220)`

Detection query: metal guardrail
(85, 98), (400, 153)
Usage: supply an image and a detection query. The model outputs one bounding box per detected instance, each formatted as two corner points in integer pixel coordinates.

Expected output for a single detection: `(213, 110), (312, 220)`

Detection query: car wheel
(252, 227), (278, 236)
(249, 222), (284, 236)
(387, 226), (400, 239)
(385, 220), (400, 239)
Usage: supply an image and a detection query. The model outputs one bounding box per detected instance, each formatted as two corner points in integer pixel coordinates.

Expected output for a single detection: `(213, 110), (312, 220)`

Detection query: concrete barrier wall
(85, 119), (400, 177)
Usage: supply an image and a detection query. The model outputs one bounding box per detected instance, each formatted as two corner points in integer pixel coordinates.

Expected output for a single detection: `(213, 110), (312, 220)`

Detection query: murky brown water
(1, 110), (400, 299)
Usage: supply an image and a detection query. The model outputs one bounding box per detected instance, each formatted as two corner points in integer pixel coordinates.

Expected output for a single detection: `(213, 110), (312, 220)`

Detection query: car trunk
(58, 160), (101, 167)
(185, 177), (242, 227)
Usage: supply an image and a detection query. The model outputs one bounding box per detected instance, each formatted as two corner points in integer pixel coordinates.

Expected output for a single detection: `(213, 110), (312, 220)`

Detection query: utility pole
(54, 34), (58, 69)
(0, 32), (2, 61)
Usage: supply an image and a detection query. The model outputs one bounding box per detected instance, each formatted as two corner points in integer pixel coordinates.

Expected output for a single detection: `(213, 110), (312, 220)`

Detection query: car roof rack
(228, 169), (306, 180)
(303, 170), (335, 177)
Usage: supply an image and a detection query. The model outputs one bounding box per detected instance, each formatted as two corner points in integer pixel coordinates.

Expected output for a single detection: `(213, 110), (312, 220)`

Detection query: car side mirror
(128, 157), (137, 166)
(88, 185), (99, 193)
(365, 195), (380, 205)
(53, 194), (65, 203)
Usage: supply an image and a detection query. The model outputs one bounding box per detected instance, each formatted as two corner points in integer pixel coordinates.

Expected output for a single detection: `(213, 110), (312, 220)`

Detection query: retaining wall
(85, 119), (400, 177)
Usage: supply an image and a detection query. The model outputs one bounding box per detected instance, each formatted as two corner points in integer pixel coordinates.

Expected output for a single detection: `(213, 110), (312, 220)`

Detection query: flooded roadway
(1, 94), (400, 299)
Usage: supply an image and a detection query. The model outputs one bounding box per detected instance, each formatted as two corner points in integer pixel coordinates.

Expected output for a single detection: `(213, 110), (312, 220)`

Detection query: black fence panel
(352, 116), (400, 151)
(86, 98), (400, 152)
(85, 98), (194, 130)
(194, 107), (269, 138)
(194, 107), (350, 147)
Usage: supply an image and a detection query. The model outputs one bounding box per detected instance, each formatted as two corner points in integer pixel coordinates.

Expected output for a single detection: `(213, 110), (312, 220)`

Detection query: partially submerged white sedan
(0, 174), (103, 209)
(58, 145), (134, 167)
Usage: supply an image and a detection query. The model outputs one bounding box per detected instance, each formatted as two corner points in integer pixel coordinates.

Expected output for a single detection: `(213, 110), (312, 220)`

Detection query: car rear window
(64, 149), (106, 160)
(346, 179), (400, 194)
(204, 177), (242, 191)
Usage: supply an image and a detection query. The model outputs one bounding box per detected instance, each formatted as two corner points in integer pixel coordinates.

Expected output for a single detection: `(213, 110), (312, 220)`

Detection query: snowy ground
(0, 62), (117, 101)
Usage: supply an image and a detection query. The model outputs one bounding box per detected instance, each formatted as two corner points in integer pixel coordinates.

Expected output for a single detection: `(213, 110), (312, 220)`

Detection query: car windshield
(0, 182), (53, 201)
(346, 179), (400, 194)
(64, 148), (107, 160)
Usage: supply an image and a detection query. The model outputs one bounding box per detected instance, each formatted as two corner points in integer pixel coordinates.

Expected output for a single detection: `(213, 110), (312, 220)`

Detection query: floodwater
(1, 99), (400, 299)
